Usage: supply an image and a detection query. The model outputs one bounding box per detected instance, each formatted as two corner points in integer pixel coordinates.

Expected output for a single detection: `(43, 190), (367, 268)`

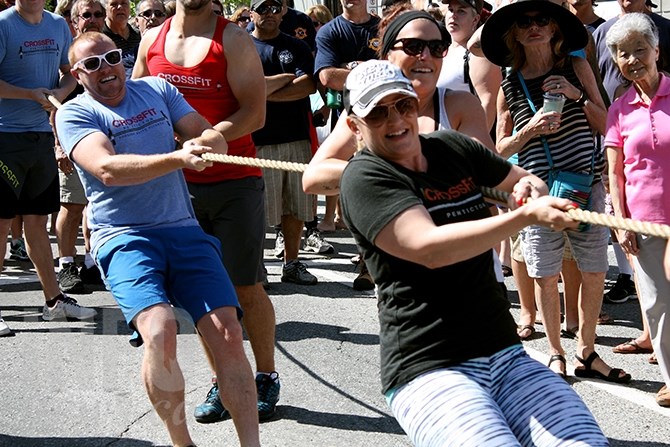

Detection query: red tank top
(146, 17), (261, 183)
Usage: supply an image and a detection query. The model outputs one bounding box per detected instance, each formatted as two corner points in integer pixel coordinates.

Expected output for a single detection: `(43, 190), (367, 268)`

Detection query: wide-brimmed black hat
(480, 0), (588, 67)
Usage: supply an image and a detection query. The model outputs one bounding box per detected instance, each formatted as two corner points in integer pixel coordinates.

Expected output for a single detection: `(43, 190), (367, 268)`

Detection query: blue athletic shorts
(95, 226), (241, 339)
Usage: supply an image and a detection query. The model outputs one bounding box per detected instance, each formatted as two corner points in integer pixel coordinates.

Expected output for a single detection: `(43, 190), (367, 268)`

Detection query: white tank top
(436, 87), (453, 131)
(436, 44), (470, 93)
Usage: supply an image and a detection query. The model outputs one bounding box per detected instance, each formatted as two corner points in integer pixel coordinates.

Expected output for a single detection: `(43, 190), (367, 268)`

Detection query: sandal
(649, 353), (658, 365)
(517, 324), (536, 341)
(560, 326), (578, 340)
(574, 352), (631, 383)
(502, 265), (513, 277)
(597, 312), (613, 325)
(548, 354), (567, 378)
(612, 339), (653, 354)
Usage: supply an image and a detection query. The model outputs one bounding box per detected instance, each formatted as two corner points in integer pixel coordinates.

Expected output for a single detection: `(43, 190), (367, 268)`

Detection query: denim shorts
(521, 181), (609, 277)
(96, 225), (240, 331)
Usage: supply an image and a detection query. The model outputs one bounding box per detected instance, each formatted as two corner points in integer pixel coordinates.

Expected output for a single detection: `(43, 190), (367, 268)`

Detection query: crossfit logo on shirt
(112, 108), (158, 127)
(157, 73), (213, 90)
(422, 177), (476, 202)
(24, 38), (56, 47)
(278, 50), (294, 64)
(19, 38), (59, 58)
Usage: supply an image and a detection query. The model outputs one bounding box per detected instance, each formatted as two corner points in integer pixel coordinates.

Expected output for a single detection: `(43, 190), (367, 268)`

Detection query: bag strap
(517, 72), (595, 174)
(464, 50), (476, 96)
(517, 72), (554, 169)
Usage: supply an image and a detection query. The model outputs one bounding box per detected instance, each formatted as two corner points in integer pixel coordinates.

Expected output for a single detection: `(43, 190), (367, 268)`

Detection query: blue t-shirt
(251, 32), (314, 146)
(247, 8), (316, 52)
(314, 14), (380, 77)
(0, 8), (71, 132)
(55, 77), (199, 257)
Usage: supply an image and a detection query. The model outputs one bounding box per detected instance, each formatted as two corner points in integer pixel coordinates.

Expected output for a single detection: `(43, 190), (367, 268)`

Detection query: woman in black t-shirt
(339, 59), (608, 447)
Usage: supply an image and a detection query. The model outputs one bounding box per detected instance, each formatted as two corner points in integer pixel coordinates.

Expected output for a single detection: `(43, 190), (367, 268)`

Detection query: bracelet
(575, 90), (587, 107)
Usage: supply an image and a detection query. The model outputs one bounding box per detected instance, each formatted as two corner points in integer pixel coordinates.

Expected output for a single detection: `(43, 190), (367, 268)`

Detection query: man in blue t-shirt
(314, 0), (381, 92)
(55, 31), (260, 447)
(0, 0), (94, 331)
(250, 0), (320, 286)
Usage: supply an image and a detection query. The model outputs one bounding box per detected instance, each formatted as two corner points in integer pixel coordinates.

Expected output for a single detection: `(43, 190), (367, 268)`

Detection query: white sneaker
(303, 230), (334, 254)
(42, 296), (97, 321)
(0, 311), (12, 336)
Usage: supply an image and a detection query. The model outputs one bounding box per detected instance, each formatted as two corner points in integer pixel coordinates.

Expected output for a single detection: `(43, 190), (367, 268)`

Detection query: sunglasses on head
(74, 48), (123, 73)
(139, 9), (166, 18)
(359, 97), (419, 128)
(516, 14), (551, 29)
(391, 38), (448, 59)
(79, 11), (105, 19)
(255, 4), (281, 15)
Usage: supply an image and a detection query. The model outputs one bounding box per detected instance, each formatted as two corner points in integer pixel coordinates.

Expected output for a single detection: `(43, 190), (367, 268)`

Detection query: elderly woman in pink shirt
(605, 12), (670, 408)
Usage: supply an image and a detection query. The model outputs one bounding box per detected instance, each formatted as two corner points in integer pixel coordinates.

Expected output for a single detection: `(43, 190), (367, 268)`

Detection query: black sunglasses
(516, 14), (551, 29)
(312, 20), (321, 27)
(255, 4), (281, 15)
(360, 97), (419, 128)
(79, 11), (105, 19)
(74, 48), (123, 73)
(139, 9), (166, 18)
(391, 38), (448, 59)
(238, 15), (251, 21)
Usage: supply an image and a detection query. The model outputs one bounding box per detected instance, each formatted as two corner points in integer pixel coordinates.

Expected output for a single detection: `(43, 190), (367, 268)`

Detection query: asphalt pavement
(1, 218), (670, 446)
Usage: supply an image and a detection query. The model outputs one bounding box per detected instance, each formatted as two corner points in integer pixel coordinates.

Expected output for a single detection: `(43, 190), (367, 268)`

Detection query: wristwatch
(575, 90), (587, 107)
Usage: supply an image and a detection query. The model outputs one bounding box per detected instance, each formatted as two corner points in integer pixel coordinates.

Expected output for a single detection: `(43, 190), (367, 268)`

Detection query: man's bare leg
(198, 307), (260, 446)
(134, 304), (194, 447)
(0, 218), (11, 271)
(22, 214), (61, 300)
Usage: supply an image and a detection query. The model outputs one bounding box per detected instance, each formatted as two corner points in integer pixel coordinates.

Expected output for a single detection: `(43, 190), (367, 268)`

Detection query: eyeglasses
(74, 48), (123, 73)
(254, 4), (281, 15)
(516, 14), (551, 29)
(358, 97), (419, 127)
(391, 38), (448, 59)
(78, 11), (105, 19)
(238, 15), (251, 21)
(139, 9), (166, 19)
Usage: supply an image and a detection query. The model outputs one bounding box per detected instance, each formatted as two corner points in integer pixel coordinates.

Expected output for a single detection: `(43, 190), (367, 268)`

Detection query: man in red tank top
(133, 0), (281, 424)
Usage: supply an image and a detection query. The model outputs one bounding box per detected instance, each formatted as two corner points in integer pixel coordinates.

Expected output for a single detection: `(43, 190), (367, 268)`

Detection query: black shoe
(256, 372), (280, 421)
(57, 263), (84, 293)
(603, 273), (636, 304)
(80, 264), (104, 285)
(353, 259), (374, 291)
(194, 379), (228, 423)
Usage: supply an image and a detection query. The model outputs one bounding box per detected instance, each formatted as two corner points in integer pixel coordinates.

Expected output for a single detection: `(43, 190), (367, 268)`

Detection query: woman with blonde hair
(306, 3), (333, 31)
(230, 5), (250, 28)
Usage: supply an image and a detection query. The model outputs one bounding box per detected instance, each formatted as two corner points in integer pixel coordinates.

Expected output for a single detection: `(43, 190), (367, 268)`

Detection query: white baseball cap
(343, 60), (418, 118)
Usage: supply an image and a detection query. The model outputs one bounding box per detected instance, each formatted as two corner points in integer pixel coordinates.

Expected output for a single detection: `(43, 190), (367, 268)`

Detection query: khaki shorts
(257, 140), (314, 226)
(59, 170), (87, 205)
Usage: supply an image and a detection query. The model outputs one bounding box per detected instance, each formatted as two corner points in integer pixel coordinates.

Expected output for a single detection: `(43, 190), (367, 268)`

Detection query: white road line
(526, 346), (670, 418)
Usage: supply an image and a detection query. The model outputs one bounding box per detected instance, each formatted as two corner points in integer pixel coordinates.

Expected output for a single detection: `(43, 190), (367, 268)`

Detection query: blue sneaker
(194, 379), (228, 423)
(256, 372), (280, 421)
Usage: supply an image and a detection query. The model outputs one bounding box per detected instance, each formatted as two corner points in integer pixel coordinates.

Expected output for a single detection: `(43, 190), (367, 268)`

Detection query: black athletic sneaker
(57, 263), (84, 293)
(603, 273), (636, 304)
(80, 264), (104, 285)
